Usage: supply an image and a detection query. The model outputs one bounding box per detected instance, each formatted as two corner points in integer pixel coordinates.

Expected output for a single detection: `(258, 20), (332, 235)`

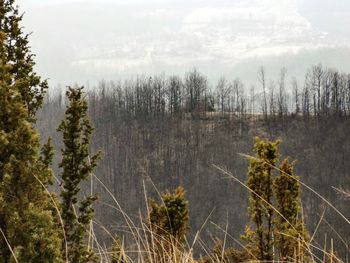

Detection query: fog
(18, 0), (350, 88)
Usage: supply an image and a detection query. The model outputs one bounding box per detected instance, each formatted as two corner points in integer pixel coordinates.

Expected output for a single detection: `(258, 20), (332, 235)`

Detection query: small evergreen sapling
(148, 187), (189, 262)
(149, 186), (189, 242)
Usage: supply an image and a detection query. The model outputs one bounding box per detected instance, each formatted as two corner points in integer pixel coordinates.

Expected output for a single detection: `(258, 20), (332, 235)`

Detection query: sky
(17, 0), (350, 88)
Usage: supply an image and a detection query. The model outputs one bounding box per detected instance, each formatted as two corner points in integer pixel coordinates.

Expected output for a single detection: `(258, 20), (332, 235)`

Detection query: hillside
(37, 75), (350, 259)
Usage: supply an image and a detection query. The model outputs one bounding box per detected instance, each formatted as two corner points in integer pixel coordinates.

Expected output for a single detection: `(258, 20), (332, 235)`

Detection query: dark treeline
(38, 65), (350, 259)
(67, 64), (350, 119)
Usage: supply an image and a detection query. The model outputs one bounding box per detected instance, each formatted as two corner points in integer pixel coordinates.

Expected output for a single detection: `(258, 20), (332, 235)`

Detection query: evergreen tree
(0, 2), (62, 262)
(274, 158), (310, 261)
(242, 137), (280, 261)
(149, 186), (189, 243)
(148, 187), (189, 262)
(1, 0), (48, 119)
(58, 87), (101, 263)
(242, 138), (310, 262)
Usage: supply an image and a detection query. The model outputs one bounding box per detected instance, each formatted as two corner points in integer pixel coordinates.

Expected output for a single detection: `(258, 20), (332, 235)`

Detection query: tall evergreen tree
(0, 1), (63, 262)
(1, 0), (48, 119)
(58, 87), (101, 263)
(242, 138), (310, 262)
(242, 137), (280, 261)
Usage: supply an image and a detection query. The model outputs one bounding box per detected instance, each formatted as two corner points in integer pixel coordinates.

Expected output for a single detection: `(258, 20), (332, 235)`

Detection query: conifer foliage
(0, 1), (62, 262)
(243, 137), (309, 262)
(58, 87), (101, 263)
(148, 187), (189, 262)
(149, 186), (189, 243)
(1, 0), (48, 119)
(242, 138), (280, 261)
(274, 158), (309, 261)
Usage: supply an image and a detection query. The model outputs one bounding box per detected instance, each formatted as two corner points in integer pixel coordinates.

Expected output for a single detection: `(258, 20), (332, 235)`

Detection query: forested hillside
(1, 0), (349, 261)
(38, 67), (350, 259)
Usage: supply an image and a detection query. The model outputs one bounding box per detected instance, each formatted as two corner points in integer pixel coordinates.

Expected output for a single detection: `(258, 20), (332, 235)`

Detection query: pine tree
(148, 187), (189, 262)
(242, 137), (280, 261)
(1, 0), (48, 118)
(242, 138), (310, 262)
(0, 2), (63, 262)
(58, 87), (101, 263)
(149, 186), (189, 243)
(274, 158), (310, 261)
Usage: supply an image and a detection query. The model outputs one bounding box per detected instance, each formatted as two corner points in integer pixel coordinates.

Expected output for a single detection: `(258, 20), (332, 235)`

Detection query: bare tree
(216, 76), (231, 113)
(258, 66), (268, 119)
(184, 69), (208, 113)
(291, 77), (300, 115)
(167, 76), (183, 115)
(249, 85), (256, 116)
(277, 67), (287, 117)
(269, 80), (276, 117)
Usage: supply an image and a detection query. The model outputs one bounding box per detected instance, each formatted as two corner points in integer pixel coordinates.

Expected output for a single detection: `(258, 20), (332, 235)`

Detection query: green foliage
(0, 0), (48, 119)
(0, 1), (63, 262)
(242, 137), (310, 262)
(149, 186), (189, 242)
(242, 137), (280, 261)
(58, 86), (101, 263)
(274, 158), (310, 261)
(148, 186), (189, 262)
(40, 137), (54, 167)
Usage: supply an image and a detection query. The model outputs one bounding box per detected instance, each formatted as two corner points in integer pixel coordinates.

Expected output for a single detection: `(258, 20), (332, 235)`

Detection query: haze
(18, 0), (350, 87)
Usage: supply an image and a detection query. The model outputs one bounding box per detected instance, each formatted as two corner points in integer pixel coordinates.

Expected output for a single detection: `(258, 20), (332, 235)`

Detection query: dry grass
(88, 158), (348, 263)
(1, 155), (348, 263)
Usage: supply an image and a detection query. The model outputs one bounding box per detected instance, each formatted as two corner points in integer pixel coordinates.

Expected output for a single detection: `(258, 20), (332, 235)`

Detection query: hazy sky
(18, 0), (350, 88)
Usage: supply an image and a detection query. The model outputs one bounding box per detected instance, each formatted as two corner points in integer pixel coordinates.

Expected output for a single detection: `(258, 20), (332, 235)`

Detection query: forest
(1, 0), (350, 262)
(37, 66), (350, 261)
